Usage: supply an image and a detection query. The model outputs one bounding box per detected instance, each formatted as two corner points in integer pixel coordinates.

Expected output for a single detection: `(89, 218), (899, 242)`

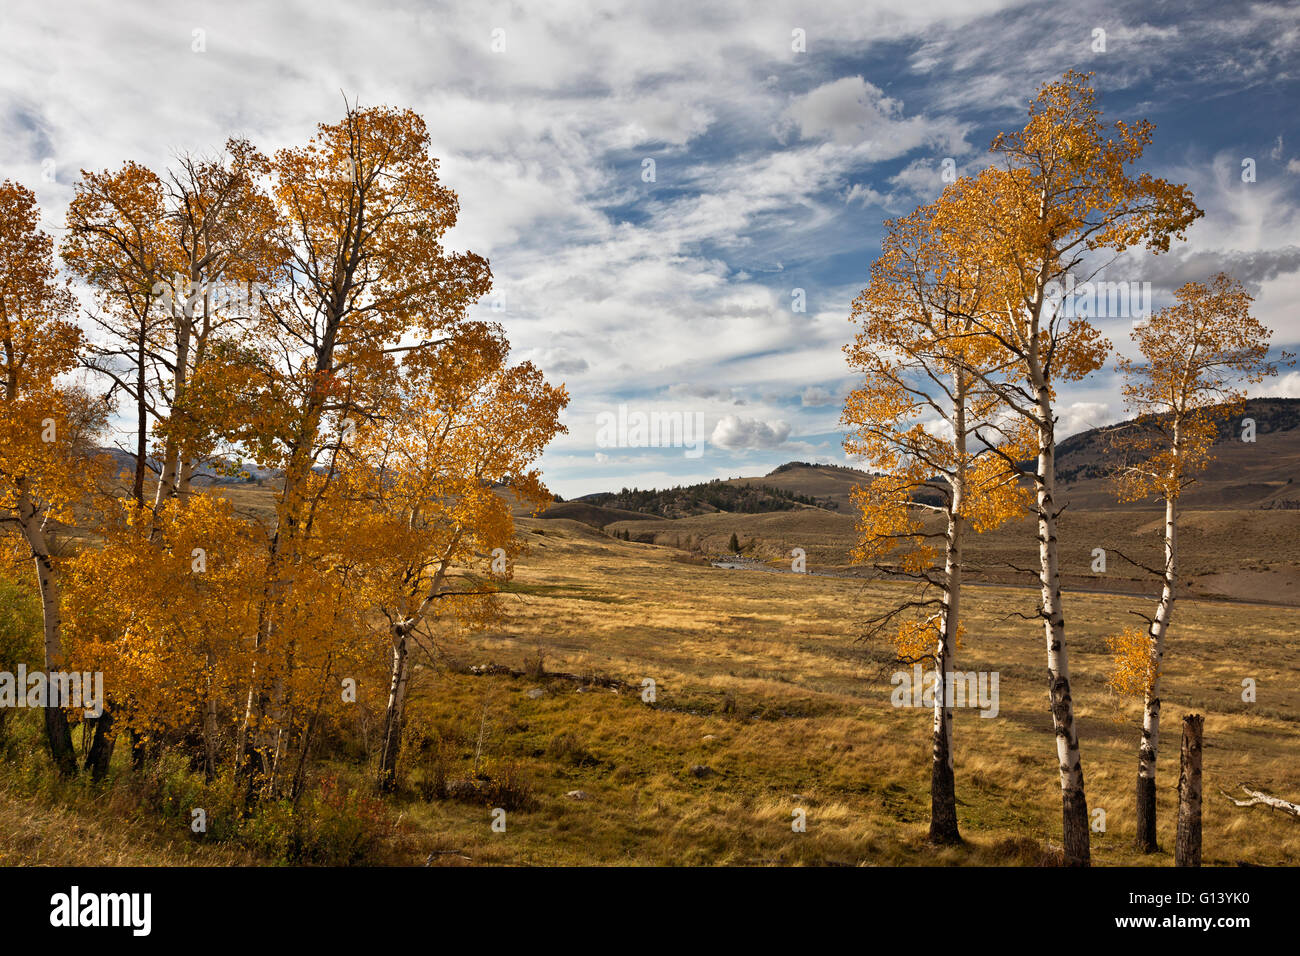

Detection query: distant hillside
(556, 462), (881, 526)
(574, 478), (839, 520)
(535, 500), (649, 528)
(733, 462), (874, 510)
(549, 397), (1300, 532)
(1056, 397), (1300, 510)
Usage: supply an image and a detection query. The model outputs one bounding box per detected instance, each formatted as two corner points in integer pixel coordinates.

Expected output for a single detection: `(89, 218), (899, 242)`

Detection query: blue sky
(3, 0), (1298, 498)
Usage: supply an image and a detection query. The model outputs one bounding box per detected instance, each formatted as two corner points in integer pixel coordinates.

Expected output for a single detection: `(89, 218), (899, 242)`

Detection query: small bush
(481, 760), (535, 811)
(545, 732), (593, 766)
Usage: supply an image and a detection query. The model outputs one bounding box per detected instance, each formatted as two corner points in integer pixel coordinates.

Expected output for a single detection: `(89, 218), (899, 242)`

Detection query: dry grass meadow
(379, 515), (1299, 866)
(3, 485), (1297, 867)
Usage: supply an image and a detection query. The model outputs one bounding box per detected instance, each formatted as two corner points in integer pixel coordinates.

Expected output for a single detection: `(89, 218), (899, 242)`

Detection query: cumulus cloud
(779, 76), (968, 159)
(888, 158), (951, 201)
(1056, 402), (1112, 439)
(921, 417), (955, 442)
(1253, 371), (1300, 398)
(710, 415), (792, 450)
(842, 183), (889, 207)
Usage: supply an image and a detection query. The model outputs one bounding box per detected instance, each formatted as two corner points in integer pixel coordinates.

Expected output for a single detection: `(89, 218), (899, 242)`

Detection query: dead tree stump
(1175, 713), (1204, 867)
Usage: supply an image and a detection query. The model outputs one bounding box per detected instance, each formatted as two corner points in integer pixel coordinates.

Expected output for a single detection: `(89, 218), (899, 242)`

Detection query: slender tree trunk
(930, 602), (960, 845)
(291, 659), (333, 807)
(153, 276), (197, 511)
(202, 658), (219, 781)
(930, 377), (966, 846)
(85, 700), (117, 781)
(177, 459), (196, 499)
(378, 628), (411, 793)
(235, 657), (271, 804)
(1175, 713), (1203, 867)
(236, 413), (323, 799)
(133, 322), (147, 507)
(1137, 494), (1177, 852)
(236, 172), (359, 799)
(16, 484), (76, 776)
(1033, 386), (1090, 866)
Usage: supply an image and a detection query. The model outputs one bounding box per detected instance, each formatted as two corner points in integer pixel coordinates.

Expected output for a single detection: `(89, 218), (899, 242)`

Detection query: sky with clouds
(2, 0), (1298, 498)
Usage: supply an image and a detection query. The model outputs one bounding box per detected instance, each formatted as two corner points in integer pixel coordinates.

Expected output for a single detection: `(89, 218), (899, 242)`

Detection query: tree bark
(377, 628), (411, 793)
(153, 272), (199, 511)
(1033, 387), (1090, 866)
(1175, 713), (1203, 867)
(1137, 494), (1176, 852)
(132, 320), (147, 508)
(85, 700), (117, 781)
(16, 484), (76, 776)
(929, 629), (960, 845)
(929, 375), (965, 846)
(202, 659), (219, 781)
(1221, 784), (1300, 816)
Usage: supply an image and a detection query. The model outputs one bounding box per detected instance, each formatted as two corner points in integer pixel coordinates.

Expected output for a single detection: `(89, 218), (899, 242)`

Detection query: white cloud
(779, 76), (968, 159)
(1056, 402), (1112, 439)
(710, 415), (792, 450)
(1253, 371), (1300, 398)
(843, 183), (889, 207)
(800, 386), (836, 406)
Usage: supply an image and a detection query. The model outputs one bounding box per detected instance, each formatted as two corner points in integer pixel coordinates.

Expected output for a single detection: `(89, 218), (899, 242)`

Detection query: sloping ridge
(1056, 397), (1300, 510)
(536, 500), (649, 527)
(723, 462), (872, 510)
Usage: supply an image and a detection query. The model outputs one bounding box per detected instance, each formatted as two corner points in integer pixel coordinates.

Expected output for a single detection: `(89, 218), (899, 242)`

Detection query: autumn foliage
(0, 106), (569, 806)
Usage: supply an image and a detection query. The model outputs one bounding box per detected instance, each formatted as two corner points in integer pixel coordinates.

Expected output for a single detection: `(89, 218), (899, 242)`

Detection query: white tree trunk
(153, 276), (198, 510)
(930, 374), (965, 844)
(1033, 383), (1090, 866)
(1137, 493), (1176, 850)
(16, 482), (76, 774)
(377, 628), (411, 791)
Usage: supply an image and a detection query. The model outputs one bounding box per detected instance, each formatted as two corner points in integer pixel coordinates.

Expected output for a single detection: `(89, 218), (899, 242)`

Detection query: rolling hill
(537, 398), (1300, 605)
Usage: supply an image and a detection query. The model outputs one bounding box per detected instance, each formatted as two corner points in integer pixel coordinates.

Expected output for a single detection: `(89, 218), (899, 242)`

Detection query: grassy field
(5, 495), (1297, 866)
(374, 517), (1300, 866)
(602, 505), (1300, 605)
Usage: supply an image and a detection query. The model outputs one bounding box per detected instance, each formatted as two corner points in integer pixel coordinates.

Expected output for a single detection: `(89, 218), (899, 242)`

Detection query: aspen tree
(844, 180), (1029, 845)
(952, 73), (1201, 864)
(0, 181), (100, 774)
(1106, 273), (1289, 851)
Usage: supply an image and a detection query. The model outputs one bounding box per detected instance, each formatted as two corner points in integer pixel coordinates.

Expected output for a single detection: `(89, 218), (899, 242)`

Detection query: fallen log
(1219, 784), (1300, 818)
